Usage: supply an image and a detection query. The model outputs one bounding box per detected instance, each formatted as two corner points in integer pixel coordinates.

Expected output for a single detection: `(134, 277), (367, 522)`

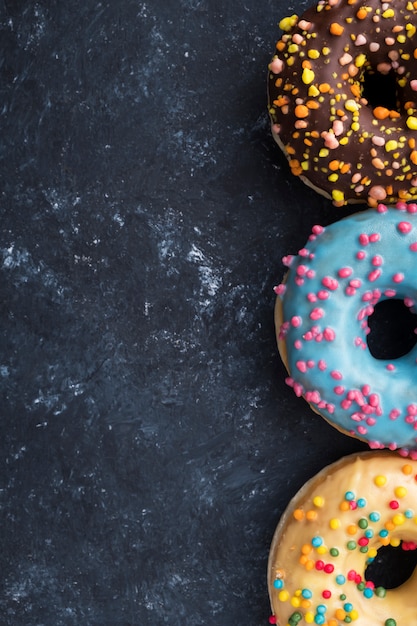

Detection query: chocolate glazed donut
(268, 0), (417, 207)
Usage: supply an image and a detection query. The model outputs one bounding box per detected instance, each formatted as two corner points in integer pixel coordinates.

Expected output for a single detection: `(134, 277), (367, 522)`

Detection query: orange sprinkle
(319, 83), (331, 93)
(347, 524), (357, 535)
(286, 145), (296, 155)
(293, 508), (304, 520)
(274, 96), (289, 108)
(310, 131), (320, 139)
(340, 163), (351, 174)
(304, 138), (313, 146)
(299, 555), (307, 565)
(302, 60), (312, 69)
(356, 7), (368, 19)
(330, 22), (344, 36)
(305, 559), (315, 570)
(306, 510), (318, 521)
(336, 109), (345, 117)
(385, 520), (395, 531)
(402, 464), (413, 475)
(301, 543), (313, 555)
(339, 501), (350, 512)
(386, 185), (393, 195)
(277, 41), (286, 52)
(389, 110), (401, 119)
(306, 100), (320, 109)
(373, 106), (390, 120)
(350, 84), (361, 98)
(341, 73), (349, 81)
(329, 160), (340, 171)
(411, 151), (417, 165)
(295, 104), (309, 118)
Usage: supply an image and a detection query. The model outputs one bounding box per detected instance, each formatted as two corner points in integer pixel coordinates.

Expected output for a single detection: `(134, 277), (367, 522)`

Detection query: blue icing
(276, 205), (417, 455)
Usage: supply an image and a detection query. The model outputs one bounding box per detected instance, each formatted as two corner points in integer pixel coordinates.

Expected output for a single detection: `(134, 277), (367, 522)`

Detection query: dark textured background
(1, 1), (367, 624)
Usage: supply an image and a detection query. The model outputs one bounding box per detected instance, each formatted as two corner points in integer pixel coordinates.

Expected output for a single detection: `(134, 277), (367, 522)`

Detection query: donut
(274, 203), (417, 456)
(268, 451), (417, 626)
(267, 0), (417, 207)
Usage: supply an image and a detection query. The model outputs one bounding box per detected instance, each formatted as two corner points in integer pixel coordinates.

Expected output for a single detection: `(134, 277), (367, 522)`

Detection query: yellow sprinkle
(397, 35), (406, 44)
(407, 116), (417, 130)
(302, 68), (315, 84)
(291, 597), (301, 608)
(278, 590), (290, 602)
(390, 537), (401, 547)
(382, 8), (395, 18)
(329, 518), (341, 530)
(279, 15), (298, 32)
(368, 548), (377, 558)
(288, 44), (299, 54)
(407, 23), (416, 38)
(313, 496), (325, 508)
(305, 612), (315, 624)
(332, 189), (344, 203)
(308, 49), (320, 59)
(345, 99), (359, 112)
(351, 122), (360, 132)
(374, 475), (387, 487)
(355, 54), (367, 68)
(339, 137), (349, 145)
(392, 513), (405, 526)
(316, 545), (327, 555)
(386, 140), (398, 152)
(308, 85), (320, 97)
(322, 47), (330, 55)
(395, 486), (407, 498)
(328, 173), (339, 182)
(350, 610), (359, 621)
(319, 148), (329, 158)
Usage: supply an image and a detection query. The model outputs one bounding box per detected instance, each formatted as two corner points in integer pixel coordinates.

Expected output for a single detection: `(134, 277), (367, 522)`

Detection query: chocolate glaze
(268, 0), (417, 207)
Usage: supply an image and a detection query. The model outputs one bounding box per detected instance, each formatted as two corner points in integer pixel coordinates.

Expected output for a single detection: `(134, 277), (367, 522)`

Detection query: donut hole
(367, 298), (417, 360)
(365, 542), (417, 589)
(361, 69), (399, 111)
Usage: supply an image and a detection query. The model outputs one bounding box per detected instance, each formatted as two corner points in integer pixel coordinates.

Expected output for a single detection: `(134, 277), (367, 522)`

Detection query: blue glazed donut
(275, 203), (417, 457)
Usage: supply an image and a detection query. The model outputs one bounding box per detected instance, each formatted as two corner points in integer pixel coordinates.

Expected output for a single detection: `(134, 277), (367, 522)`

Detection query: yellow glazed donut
(267, 0), (417, 207)
(268, 451), (417, 626)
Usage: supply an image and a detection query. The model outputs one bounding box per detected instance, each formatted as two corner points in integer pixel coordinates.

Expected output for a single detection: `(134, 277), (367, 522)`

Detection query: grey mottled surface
(1, 1), (366, 624)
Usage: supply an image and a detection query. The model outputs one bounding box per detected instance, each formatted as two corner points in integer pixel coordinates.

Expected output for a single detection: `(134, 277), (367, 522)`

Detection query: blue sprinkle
(405, 509), (414, 519)
(344, 603), (353, 612)
(363, 588), (373, 599)
(345, 491), (355, 501)
(314, 616), (325, 625)
(369, 512), (380, 522)
(316, 605), (327, 614)
(273, 579), (284, 589)
(312, 536), (323, 547)
(336, 575), (346, 585)
(365, 529), (374, 538)
(357, 498), (366, 508)
(302, 589), (313, 599)
(379, 529), (388, 538)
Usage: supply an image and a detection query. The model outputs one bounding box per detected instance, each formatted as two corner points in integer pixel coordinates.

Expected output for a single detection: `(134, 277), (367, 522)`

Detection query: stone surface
(1, 1), (365, 624)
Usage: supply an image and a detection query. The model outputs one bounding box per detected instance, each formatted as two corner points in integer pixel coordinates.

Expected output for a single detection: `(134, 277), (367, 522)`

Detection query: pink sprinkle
(298, 247), (309, 257)
(322, 276), (338, 290)
(317, 290), (329, 300)
(323, 327), (336, 341)
(398, 221), (412, 234)
(369, 233), (381, 243)
(356, 251), (366, 260)
(359, 233), (369, 246)
(296, 265), (307, 276)
(324, 564), (334, 574)
(405, 415), (415, 424)
(368, 269), (381, 282)
(396, 201), (408, 211)
(294, 340), (302, 350)
(345, 286), (356, 296)
(296, 360), (307, 373)
(282, 255), (294, 267)
(369, 393), (379, 407)
(386, 364), (395, 371)
(274, 284), (286, 295)
(357, 425), (368, 435)
(390, 409), (400, 420)
(407, 203), (417, 213)
(331, 370), (343, 380)
(409, 242), (417, 252)
(351, 412), (363, 422)
(334, 385), (345, 395)
(372, 255), (383, 267)
(393, 273), (404, 283)
(408, 404), (417, 415)
(384, 289), (396, 297)
(307, 360), (315, 369)
(350, 279), (362, 288)
(405, 297), (414, 308)
(307, 293), (317, 302)
(291, 316), (302, 327)
(293, 383), (304, 397)
(362, 385), (370, 396)
(366, 418), (376, 426)
(306, 270), (315, 279)
(377, 203), (388, 213)
(338, 267), (352, 278)
(341, 399), (352, 409)
(295, 276), (304, 286)
(312, 225), (324, 235)
(318, 360), (327, 370)
(310, 307), (324, 320)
